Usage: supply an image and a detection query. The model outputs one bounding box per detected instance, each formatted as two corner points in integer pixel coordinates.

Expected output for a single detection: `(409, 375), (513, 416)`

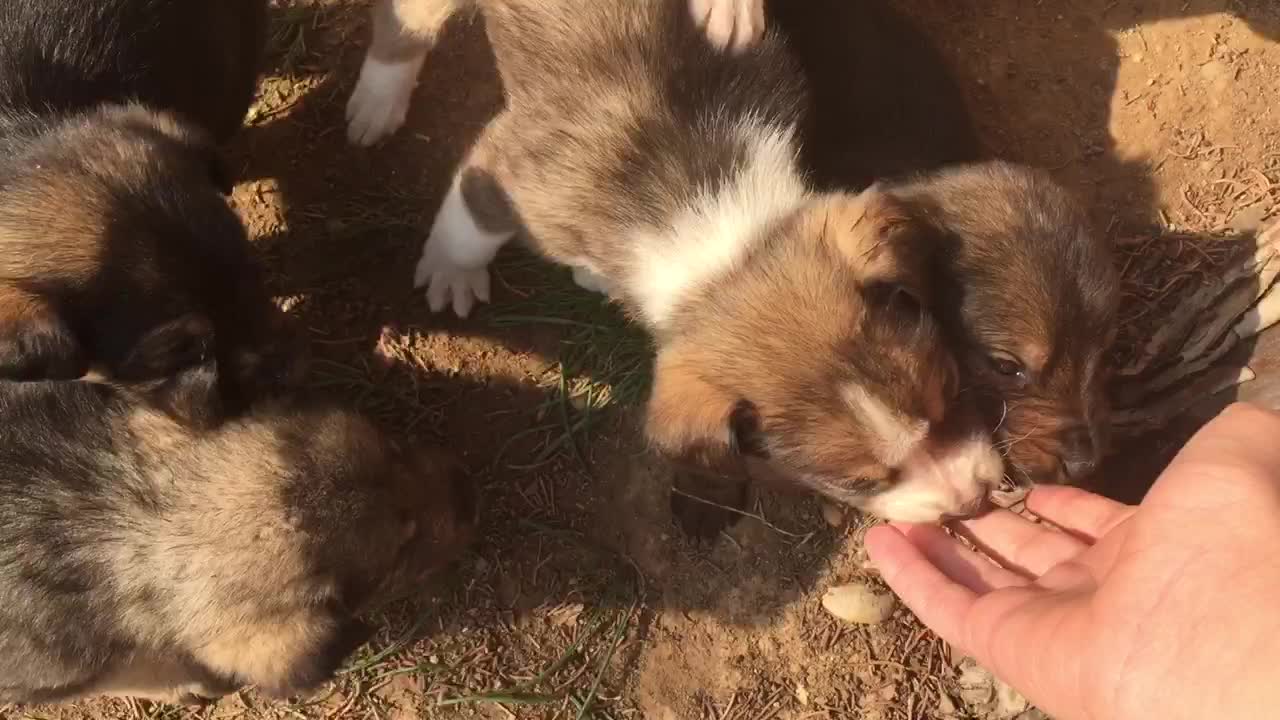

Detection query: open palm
(868, 403), (1280, 720)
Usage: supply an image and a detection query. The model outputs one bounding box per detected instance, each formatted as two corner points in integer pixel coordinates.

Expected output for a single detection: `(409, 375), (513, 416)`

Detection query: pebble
(820, 581), (896, 624)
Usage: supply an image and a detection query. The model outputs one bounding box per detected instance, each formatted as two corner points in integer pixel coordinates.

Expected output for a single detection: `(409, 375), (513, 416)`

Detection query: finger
(865, 525), (979, 647)
(895, 524), (1028, 592)
(955, 508), (1090, 575)
(1023, 485), (1134, 543)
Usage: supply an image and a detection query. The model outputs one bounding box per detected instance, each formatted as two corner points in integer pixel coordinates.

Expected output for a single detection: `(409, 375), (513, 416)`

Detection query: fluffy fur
(0, 377), (475, 705)
(355, 0), (1006, 525)
(691, 0), (1121, 485)
(0, 0), (295, 427)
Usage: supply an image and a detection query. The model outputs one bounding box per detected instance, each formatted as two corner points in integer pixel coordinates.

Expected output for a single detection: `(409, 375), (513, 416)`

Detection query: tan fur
(0, 384), (475, 704)
(883, 163), (1119, 484)
(649, 192), (985, 508)
(375, 0), (1000, 523)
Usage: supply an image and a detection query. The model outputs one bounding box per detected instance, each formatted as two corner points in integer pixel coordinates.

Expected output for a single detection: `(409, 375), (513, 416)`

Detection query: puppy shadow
(216, 3), (843, 676)
(1100, 225), (1278, 503)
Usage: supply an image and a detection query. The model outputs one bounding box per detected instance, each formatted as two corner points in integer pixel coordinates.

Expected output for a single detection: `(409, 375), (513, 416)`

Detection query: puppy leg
(92, 655), (238, 705)
(347, 0), (466, 146)
(0, 285), (85, 380)
(689, 0), (765, 53)
(414, 116), (521, 317)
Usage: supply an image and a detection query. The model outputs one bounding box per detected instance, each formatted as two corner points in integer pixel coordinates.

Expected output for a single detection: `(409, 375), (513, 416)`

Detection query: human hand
(866, 402), (1280, 720)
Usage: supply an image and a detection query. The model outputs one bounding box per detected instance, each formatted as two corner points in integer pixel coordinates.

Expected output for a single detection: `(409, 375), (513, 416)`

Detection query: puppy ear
(119, 315), (226, 429)
(118, 314), (215, 381)
(829, 187), (938, 321)
(647, 346), (763, 539)
(0, 285), (86, 380)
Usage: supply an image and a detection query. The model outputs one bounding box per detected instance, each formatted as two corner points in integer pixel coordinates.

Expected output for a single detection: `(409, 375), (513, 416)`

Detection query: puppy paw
(414, 242), (491, 318)
(689, 0), (765, 53)
(571, 266), (611, 295)
(346, 54), (426, 146)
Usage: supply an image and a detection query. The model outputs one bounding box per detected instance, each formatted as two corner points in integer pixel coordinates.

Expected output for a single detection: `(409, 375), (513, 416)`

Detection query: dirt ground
(7, 0), (1279, 719)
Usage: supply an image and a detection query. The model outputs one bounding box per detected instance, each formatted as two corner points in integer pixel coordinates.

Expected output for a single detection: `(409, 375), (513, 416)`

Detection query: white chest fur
(623, 120), (809, 329)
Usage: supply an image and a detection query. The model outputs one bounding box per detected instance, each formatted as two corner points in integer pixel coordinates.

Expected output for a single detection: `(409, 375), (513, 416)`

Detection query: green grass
(487, 251), (654, 469)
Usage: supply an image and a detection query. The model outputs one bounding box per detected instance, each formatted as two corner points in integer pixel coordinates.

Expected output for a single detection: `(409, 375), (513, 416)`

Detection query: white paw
(689, 0), (765, 53)
(571, 266), (611, 294)
(345, 54), (426, 146)
(413, 244), (492, 318)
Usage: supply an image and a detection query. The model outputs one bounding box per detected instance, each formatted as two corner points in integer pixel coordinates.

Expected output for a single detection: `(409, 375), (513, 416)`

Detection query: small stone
(795, 684), (810, 706)
(821, 581), (896, 625)
(937, 692), (959, 717)
(957, 660), (996, 709)
(995, 679), (1031, 718)
(821, 501), (846, 527)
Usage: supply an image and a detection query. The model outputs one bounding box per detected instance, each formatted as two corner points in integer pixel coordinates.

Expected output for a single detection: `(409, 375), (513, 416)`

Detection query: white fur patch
(346, 53), (427, 146)
(843, 385), (928, 466)
(625, 121), (808, 328)
(414, 176), (514, 317)
(863, 434), (1003, 524)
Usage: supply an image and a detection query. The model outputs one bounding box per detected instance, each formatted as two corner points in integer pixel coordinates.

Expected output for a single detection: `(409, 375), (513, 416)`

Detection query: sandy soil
(6, 0), (1278, 719)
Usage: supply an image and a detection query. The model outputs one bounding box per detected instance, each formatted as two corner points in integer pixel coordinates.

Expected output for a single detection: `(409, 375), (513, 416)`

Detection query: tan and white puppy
(349, 0), (1002, 524)
(346, 0), (763, 145)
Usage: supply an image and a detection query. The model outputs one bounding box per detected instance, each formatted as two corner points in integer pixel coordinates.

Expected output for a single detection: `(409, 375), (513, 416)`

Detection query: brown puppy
(698, 2), (1121, 486)
(0, 375), (476, 705)
(352, 0), (1004, 524)
(0, 0), (295, 427)
(880, 165), (1120, 485)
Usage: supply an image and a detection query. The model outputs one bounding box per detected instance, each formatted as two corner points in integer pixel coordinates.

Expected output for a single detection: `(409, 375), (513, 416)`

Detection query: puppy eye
(989, 352), (1026, 382)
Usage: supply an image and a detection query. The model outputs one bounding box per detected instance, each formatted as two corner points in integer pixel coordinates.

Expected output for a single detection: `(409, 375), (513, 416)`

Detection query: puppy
(0, 376), (476, 705)
(0, 0), (296, 427)
(714, 2), (1121, 487)
(353, 0), (1004, 524)
(878, 167), (1120, 485)
(347, 0), (764, 145)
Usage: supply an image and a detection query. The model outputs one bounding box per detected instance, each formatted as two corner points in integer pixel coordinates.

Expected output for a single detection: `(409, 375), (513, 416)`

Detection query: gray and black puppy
(0, 377), (476, 705)
(0, 0), (300, 428)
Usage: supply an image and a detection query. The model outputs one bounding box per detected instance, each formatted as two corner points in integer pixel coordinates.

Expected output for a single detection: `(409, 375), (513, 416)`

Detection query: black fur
(0, 0), (300, 426)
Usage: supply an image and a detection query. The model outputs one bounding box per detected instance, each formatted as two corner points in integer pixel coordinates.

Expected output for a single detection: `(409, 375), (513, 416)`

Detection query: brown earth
(5, 0), (1279, 719)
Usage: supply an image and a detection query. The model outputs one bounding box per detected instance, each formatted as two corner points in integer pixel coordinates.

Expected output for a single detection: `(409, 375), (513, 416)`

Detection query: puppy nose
(940, 493), (990, 522)
(1059, 426), (1098, 480)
